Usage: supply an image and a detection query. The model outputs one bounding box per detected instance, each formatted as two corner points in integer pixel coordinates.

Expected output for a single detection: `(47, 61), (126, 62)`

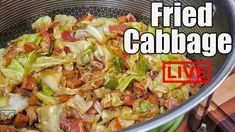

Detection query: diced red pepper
(38, 27), (48, 36)
(60, 95), (73, 103)
(23, 42), (40, 53)
(3, 44), (17, 65)
(112, 49), (125, 60)
(53, 48), (63, 55)
(127, 13), (136, 22)
(38, 21), (59, 36)
(109, 24), (127, 35)
(3, 55), (12, 66)
(82, 14), (95, 21)
(117, 16), (128, 24)
(61, 31), (74, 42)
(114, 118), (122, 130)
(48, 21), (59, 29)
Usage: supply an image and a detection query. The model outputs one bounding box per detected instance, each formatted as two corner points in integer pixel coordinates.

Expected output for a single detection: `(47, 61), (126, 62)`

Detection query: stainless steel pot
(0, 0), (235, 131)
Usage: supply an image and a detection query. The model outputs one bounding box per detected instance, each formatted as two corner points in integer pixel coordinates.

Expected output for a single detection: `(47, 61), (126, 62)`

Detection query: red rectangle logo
(162, 61), (211, 83)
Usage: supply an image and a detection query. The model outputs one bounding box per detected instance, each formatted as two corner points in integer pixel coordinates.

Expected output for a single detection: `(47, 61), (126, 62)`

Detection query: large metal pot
(0, 0), (235, 131)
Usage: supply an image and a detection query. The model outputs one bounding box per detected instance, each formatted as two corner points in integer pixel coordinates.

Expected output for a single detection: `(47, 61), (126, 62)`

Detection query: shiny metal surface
(0, 0), (235, 131)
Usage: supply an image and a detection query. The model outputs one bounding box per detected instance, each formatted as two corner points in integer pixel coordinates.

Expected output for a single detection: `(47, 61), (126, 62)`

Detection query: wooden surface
(175, 74), (235, 132)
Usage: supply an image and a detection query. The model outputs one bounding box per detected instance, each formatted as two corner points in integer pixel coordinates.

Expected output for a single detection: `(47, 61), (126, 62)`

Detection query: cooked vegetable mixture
(0, 13), (200, 131)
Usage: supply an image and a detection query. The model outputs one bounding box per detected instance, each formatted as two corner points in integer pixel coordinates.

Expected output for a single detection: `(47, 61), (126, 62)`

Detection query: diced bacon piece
(123, 94), (135, 106)
(134, 83), (147, 96)
(64, 46), (71, 54)
(60, 118), (85, 132)
(148, 94), (159, 105)
(63, 70), (79, 79)
(66, 79), (83, 89)
(26, 106), (37, 126)
(13, 113), (28, 128)
(22, 75), (37, 90)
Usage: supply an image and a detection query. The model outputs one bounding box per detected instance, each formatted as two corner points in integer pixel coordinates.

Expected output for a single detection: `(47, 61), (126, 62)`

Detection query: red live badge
(162, 61), (211, 83)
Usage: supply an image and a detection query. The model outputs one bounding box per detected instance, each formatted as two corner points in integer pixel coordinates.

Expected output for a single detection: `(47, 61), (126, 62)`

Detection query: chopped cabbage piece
(86, 25), (107, 44)
(118, 118), (135, 128)
(94, 87), (111, 98)
(117, 75), (142, 91)
(32, 55), (75, 72)
(39, 69), (62, 93)
(92, 18), (118, 26)
(36, 92), (58, 105)
(93, 45), (112, 67)
(111, 93), (123, 107)
(54, 15), (77, 26)
(15, 33), (42, 47)
(36, 104), (63, 132)
(66, 94), (93, 114)
(139, 100), (153, 113)
(32, 16), (52, 29)
(100, 109), (114, 124)
(18, 52), (39, 74)
(0, 93), (28, 114)
(120, 106), (138, 120)
(0, 59), (25, 84)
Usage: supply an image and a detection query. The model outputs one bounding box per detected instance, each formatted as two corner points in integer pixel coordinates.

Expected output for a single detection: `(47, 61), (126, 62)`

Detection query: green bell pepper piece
(104, 76), (119, 90)
(136, 58), (147, 76)
(113, 55), (122, 73)
(117, 75), (142, 91)
(36, 92), (58, 105)
(42, 84), (53, 96)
